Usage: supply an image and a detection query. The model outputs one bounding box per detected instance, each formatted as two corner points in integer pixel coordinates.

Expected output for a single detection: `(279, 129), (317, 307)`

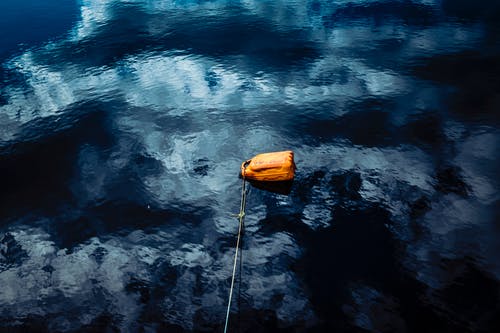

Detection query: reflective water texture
(1, 0), (499, 332)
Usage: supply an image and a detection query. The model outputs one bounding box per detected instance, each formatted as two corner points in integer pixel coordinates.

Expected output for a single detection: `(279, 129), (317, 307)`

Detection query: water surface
(1, 0), (499, 332)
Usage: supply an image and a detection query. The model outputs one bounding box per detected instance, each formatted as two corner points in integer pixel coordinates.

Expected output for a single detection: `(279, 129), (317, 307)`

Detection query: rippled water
(1, 1), (499, 332)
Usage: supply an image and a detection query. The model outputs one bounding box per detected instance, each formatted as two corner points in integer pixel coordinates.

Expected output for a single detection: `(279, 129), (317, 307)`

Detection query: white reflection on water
(0, 0), (486, 135)
(0, 228), (153, 331)
(0, 225), (314, 330)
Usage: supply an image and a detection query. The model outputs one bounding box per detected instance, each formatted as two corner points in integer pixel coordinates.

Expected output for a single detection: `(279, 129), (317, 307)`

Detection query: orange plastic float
(240, 150), (295, 182)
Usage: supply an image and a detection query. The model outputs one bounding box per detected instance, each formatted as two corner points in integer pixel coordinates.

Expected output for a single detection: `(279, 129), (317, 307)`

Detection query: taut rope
(223, 177), (247, 333)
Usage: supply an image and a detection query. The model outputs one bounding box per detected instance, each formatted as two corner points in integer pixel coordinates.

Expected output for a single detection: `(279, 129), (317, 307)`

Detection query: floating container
(241, 150), (295, 182)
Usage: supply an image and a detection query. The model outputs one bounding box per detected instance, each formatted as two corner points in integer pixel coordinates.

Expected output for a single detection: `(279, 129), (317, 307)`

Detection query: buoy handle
(240, 159), (251, 179)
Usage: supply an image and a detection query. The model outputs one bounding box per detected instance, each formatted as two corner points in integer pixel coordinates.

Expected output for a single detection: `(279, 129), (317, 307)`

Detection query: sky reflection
(0, 0), (499, 331)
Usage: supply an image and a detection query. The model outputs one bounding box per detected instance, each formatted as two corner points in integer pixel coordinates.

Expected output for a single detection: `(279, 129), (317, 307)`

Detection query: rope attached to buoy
(223, 177), (247, 333)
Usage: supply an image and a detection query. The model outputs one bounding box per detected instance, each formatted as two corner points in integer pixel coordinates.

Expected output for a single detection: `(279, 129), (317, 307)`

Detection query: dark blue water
(1, 1), (499, 332)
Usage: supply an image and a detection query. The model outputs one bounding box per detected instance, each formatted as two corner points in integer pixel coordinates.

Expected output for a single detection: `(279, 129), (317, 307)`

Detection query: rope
(223, 177), (247, 333)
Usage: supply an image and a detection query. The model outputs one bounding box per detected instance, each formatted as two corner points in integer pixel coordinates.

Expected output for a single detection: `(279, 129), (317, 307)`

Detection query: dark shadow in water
(442, 0), (500, 24)
(413, 51), (500, 123)
(291, 98), (449, 152)
(436, 259), (500, 330)
(298, 206), (500, 332)
(296, 204), (404, 332)
(323, 1), (437, 29)
(288, 98), (396, 147)
(49, 201), (210, 251)
(0, 106), (114, 222)
(247, 180), (294, 195)
(300, 108), (394, 147)
(435, 166), (469, 196)
(400, 113), (445, 148)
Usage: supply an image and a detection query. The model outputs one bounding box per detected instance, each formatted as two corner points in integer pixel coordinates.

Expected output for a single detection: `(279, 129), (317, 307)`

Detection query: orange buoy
(241, 150), (295, 182)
